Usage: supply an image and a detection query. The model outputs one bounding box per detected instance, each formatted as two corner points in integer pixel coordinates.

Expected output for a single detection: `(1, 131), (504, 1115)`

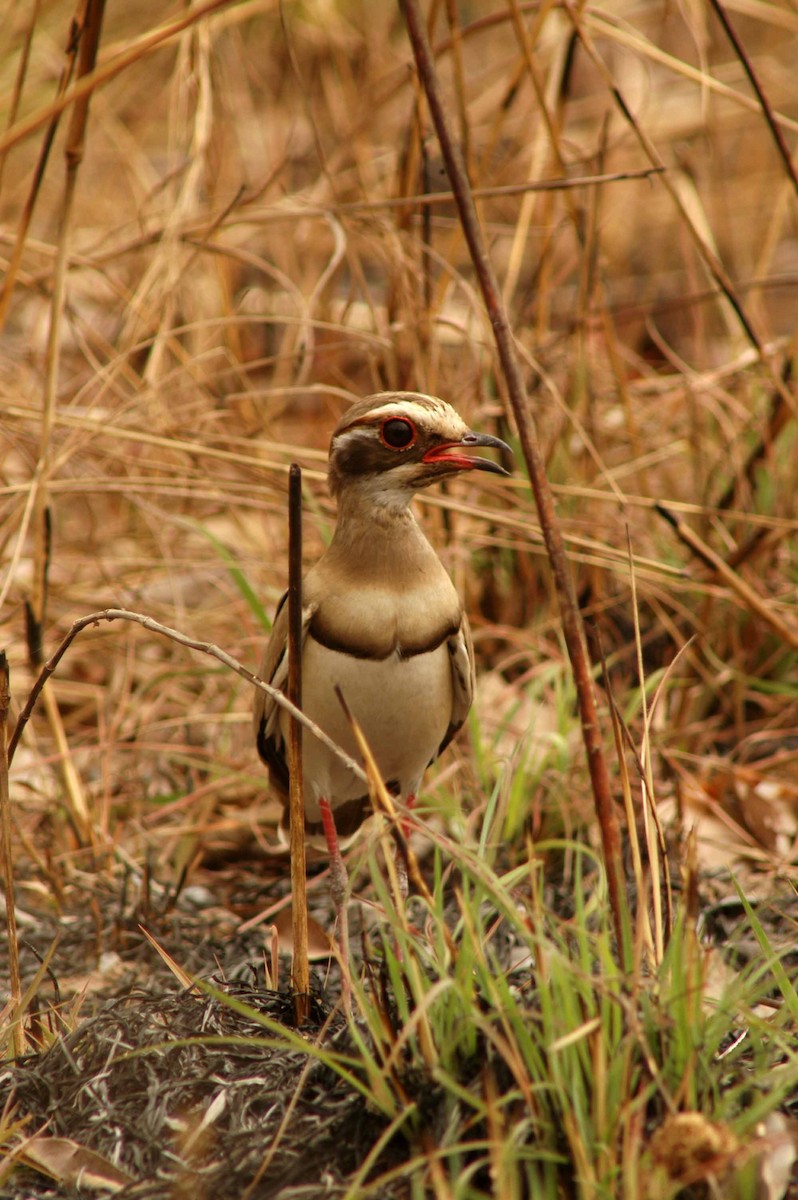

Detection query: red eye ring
(380, 417), (416, 450)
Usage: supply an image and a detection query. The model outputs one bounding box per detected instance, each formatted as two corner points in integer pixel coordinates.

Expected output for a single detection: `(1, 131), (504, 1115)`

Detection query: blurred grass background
(1, 0), (797, 978)
(2, 1), (798, 1194)
(3, 0), (796, 879)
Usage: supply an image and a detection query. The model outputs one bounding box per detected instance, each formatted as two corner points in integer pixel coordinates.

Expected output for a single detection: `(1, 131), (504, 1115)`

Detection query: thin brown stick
(0, 0), (40, 190)
(0, 9), (76, 329)
(26, 0), (107, 843)
(707, 0), (798, 201)
(0, 0), (47, 321)
(287, 464), (310, 1021)
(399, 0), (627, 953)
(0, 652), (25, 1059)
(8, 608), (367, 784)
(560, 0), (797, 428)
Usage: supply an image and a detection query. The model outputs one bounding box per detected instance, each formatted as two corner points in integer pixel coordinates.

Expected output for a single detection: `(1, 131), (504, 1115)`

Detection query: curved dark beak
(461, 430), (513, 475)
(422, 429), (513, 476)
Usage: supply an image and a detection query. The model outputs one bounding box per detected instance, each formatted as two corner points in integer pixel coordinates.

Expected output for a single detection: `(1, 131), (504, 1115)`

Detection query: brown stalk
(0, 0), (77, 329)
(704, 1), (798, 518)
(0, 651), (25, 1058)
(28, 0), (107, 845)
(707, 0), (798, 201)
(287, 465), (310, 1022)
(399, 0), (627, 952)
(0, 0), (40, 194)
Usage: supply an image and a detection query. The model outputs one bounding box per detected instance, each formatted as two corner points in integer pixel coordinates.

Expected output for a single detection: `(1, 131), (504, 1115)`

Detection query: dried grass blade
(138, 927), (198, 993)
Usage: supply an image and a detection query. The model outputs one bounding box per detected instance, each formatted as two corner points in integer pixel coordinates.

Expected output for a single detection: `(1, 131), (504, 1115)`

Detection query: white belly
(281, 636), (452, 821)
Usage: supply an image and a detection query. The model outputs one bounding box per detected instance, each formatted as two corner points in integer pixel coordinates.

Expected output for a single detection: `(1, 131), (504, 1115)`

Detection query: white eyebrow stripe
(344, 400), (468, 438)
(365, 402), (436, 424)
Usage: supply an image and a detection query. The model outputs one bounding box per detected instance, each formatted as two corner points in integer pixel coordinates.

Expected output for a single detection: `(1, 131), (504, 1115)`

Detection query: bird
(253, 391), (512, 951)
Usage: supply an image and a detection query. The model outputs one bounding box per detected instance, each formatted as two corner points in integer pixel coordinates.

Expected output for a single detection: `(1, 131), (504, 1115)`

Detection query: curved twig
(8, 607), (366, 784)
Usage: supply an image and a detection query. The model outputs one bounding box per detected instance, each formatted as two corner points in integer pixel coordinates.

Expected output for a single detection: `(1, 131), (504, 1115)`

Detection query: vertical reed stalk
(288, 465), (310, 1021)
(0, 652), (24, 1058)
(28, 0), (107, 844)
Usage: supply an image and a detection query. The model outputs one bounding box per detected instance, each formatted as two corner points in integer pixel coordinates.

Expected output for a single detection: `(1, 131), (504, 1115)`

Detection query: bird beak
(421, 429), (513, 476)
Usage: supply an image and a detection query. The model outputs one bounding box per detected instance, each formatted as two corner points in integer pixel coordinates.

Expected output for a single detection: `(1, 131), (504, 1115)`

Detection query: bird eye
(380, 417), (416, 450)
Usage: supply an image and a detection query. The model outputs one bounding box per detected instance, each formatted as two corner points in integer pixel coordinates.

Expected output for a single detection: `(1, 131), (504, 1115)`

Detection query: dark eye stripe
(380, 417), (416, 449)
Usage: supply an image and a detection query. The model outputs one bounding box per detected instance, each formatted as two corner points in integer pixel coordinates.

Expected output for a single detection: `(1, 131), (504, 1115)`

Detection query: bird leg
(402, 793), (417, 838)
(394, 793), (417, 901)
(318, 797), (351, 1004)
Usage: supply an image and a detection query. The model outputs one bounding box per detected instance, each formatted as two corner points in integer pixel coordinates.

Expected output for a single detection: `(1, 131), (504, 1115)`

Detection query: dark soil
(3, 855), (798, 1198)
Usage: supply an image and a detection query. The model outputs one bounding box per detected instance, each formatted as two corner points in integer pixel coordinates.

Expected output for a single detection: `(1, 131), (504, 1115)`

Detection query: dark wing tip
(256, 715), (289, 797)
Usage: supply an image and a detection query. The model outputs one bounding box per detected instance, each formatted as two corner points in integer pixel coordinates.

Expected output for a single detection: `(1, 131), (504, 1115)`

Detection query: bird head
(328, 392), (512, 507)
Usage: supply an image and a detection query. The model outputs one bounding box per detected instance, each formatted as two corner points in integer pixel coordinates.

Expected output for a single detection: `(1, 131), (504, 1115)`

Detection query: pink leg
(318, 797), (350, 1004)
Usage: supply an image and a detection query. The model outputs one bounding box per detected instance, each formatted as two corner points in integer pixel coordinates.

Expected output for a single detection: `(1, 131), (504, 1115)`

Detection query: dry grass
(1, 0), (798, 1195)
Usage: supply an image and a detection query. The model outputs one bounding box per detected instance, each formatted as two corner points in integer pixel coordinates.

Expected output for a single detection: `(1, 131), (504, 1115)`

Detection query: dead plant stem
(399, 0), (627, 952)
(0, 0), (50, 326)
(287, 465), (310, 1019)
(707, 0), (798, 201)
(29, 0), (106, 843)
(0, 652), (25, 1059)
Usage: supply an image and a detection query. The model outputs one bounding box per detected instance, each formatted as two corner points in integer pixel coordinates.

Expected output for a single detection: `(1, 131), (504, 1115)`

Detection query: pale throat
(326, 479), (440, 581)
(335, 474), (419, 518)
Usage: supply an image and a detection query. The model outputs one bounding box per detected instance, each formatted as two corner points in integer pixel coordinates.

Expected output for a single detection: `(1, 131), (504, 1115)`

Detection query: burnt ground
(2, 851), (798, 1199)
(1, 858), (404, 1199)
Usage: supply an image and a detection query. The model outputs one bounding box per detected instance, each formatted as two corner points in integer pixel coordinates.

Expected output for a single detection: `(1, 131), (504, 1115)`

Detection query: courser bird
(253, 392), (511, 946)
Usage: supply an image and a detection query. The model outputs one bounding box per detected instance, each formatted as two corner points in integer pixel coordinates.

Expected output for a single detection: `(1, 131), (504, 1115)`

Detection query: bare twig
(0, 0), (40, 191)
(288, 464), (310, 1021)
(25, 0), (108, 843)
(399, 0), (627, 952)
(34, 0), (106, 644)
(332, 170), (665, 218)
(8, 609), (367, 785)
(707, 0), (798, 201)
(0, 0), (49, 327)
